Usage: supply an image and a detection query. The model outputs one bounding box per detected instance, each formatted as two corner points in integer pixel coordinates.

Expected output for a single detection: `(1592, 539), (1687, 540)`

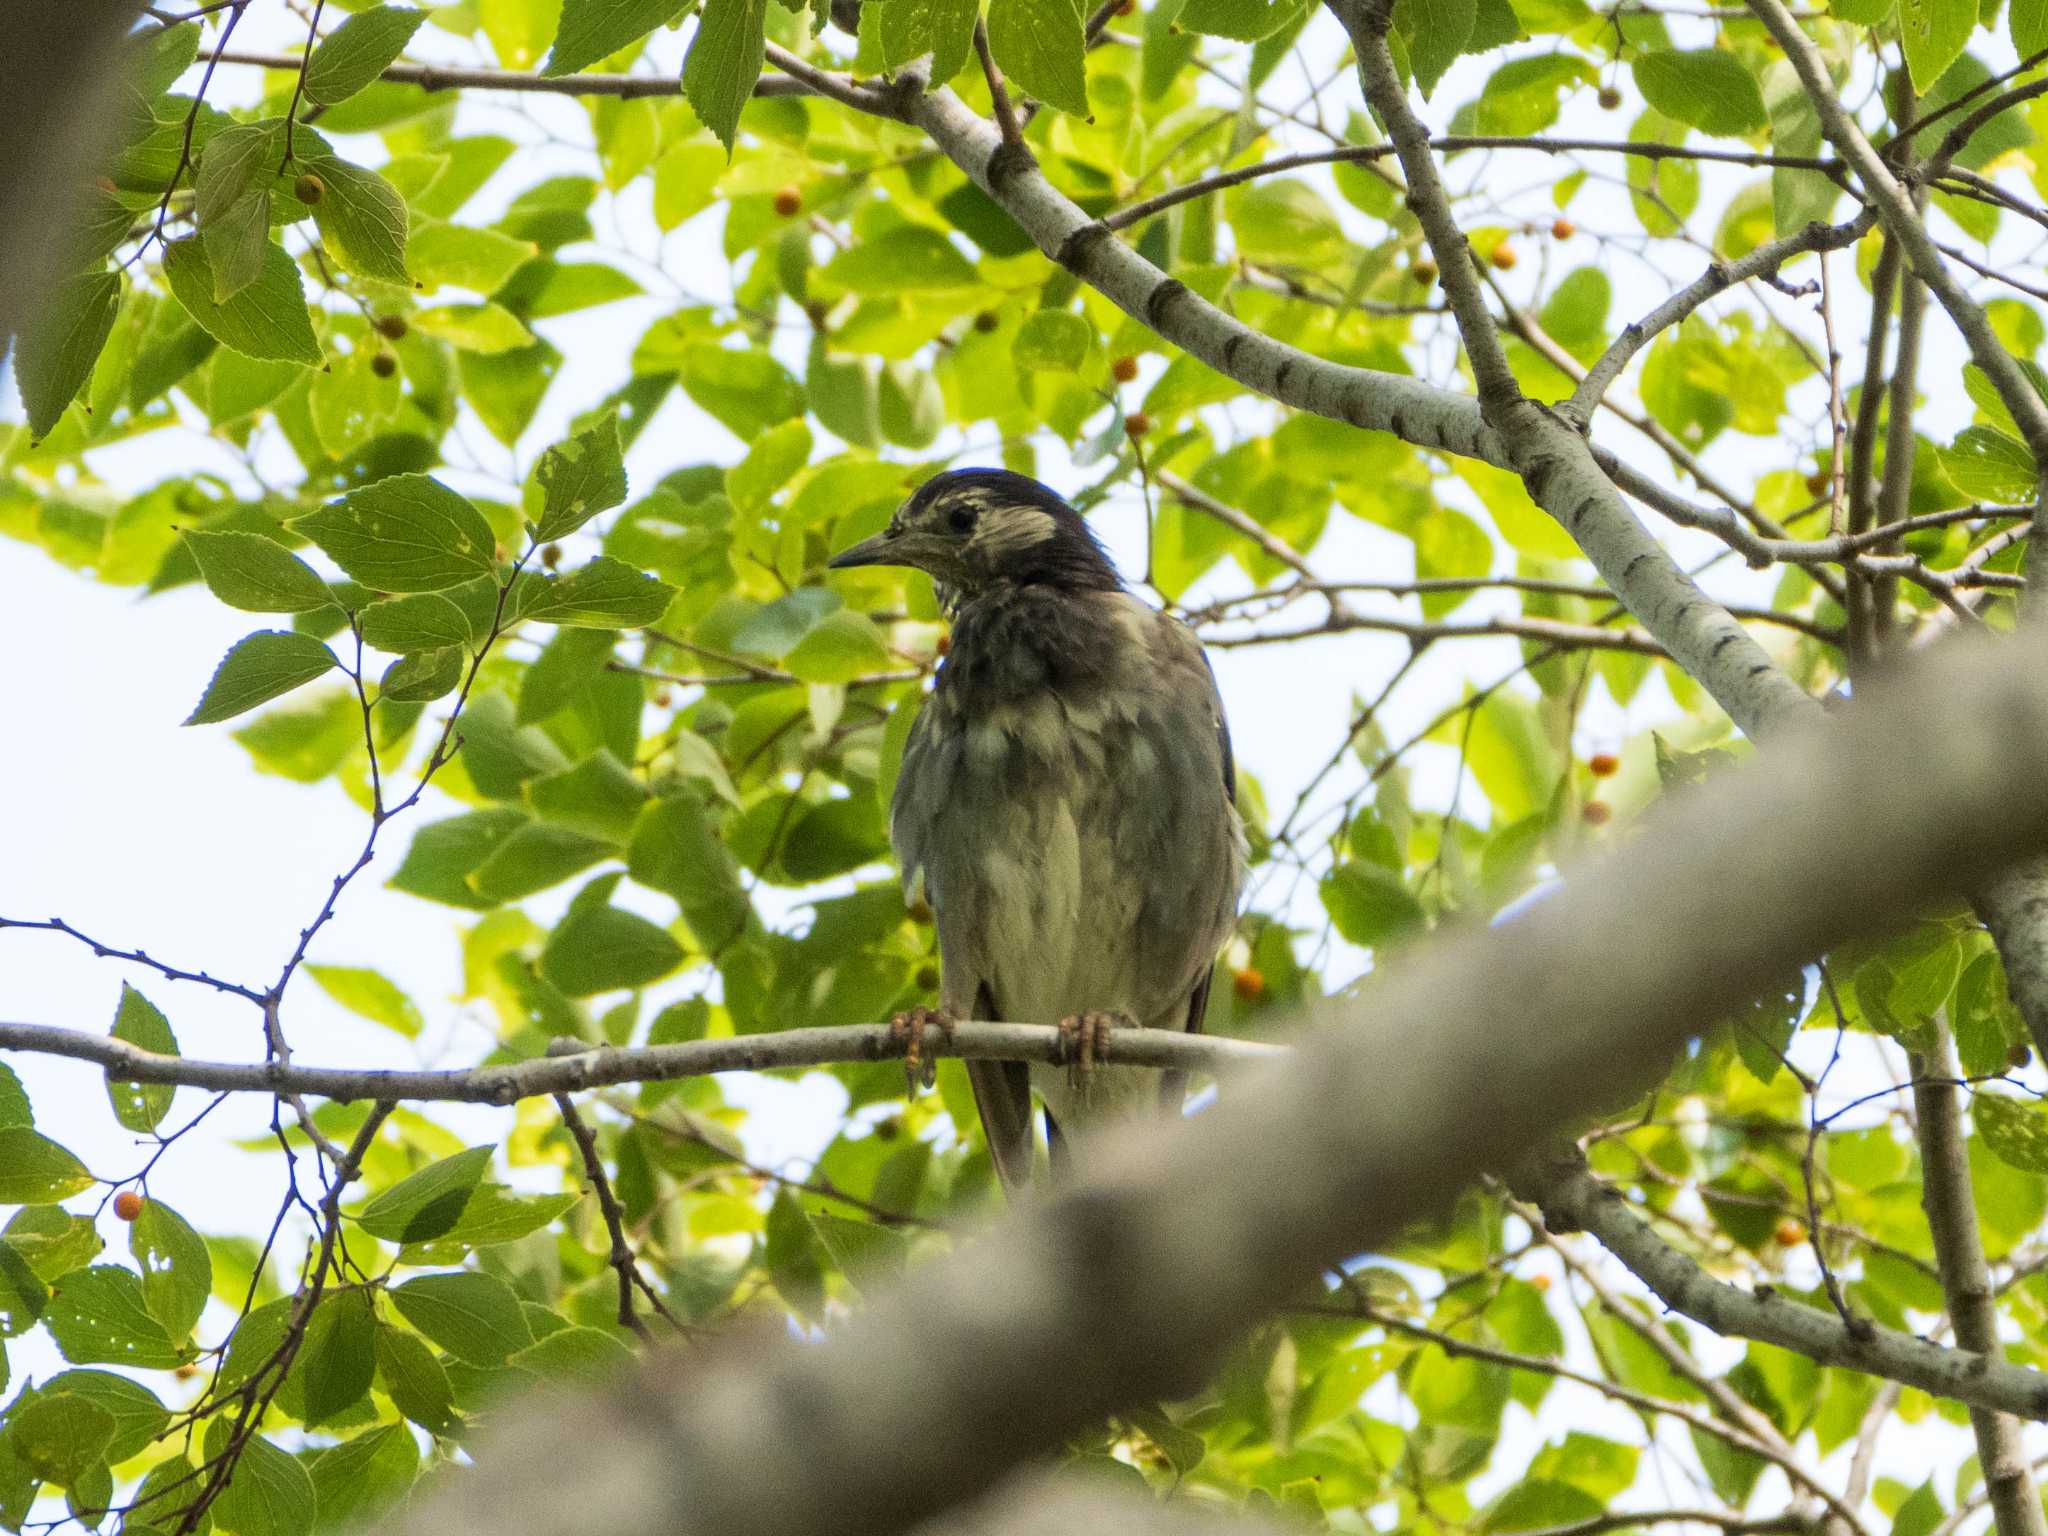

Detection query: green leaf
(296, 1288), (377, 1426)
(303, 6), (429, 105)
(822, 227), (980, 294)
(129, 1200), (211, 1341)
(183, 531), (334, 614)
(361, 592), (474, 653)
(683, 0), (771, 153)
(1955, 952), (2027, 1077)
(1901, 0), (1974, 100)
(4, 1208), (103, 1283)
(39, 1370), (167, 1463)
(7, 1393), (113, 1486)
(161, 238), (322, 365)
(205, 1424), (315, 1536)
(455, 693), (571, 798)
(43, 1267), (184, 1369)
(544, 0), (675, 75)
(532, 413), (628, 541)
(183, 631), (339, 726)
(1729, 974), (1804, 1085)
(374, 1324), (458, 1433)
(679, 345), (805, 438)
(295, 474), (500, 592)
(355, 1146), (495, 1242)
(874, 0), (978, 79)
(629, 793), (749, 944)
(541, 879), (685, 995)
(1406, 0), (1475, 97)
(2017, 0), (2048, 59)
(522, 556), (676, 627)
(410, 220), (538, 292)
(808, 1212), (909, 1293)
(104, 983), (179, 1133)
(0, 1130), (93, 1206)
(309, 157), (411, 286)
(785, 610), (895, 683)
(1632, 49), (1766, 136)
(1012, 309), (1092, 372)
(0, 1241), (48, 1336)
(528, 750), (647, 841)
(507, 1324), (635, 1381)
(194, 122), (280, 299)
(400, 1187), (579, 1260)
(0, 1065), (28, 1131)
(14, 270), (121, 439)
(307, 965), (425, 1037)
(1475, 54), (1594, 136)
(468, 820), (612, 902)
(383, 647), (464, 702)
(309, 1424), (418, 1530)
(1321, 861), (1426, 948)
(1943, 426), (2037, 500)
(389, 1271), (534, 1364)
(764, 1189), (827, 1322)
(988, 0), (1088, 116)
(1974, 1092), (2048, 1173)
(726, 419), (812, 511)
(412, 301), (532, 352)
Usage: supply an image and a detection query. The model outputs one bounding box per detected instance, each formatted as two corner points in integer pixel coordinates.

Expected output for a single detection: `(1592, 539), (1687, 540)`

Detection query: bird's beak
(828, 529), (907, 571)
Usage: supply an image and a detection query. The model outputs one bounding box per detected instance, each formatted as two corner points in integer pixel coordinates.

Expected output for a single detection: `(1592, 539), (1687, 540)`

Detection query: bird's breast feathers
(890, 589), (1243, 1034)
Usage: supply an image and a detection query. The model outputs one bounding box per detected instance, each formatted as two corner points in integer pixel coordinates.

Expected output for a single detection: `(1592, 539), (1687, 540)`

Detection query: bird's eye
(948, 505), (977, 535)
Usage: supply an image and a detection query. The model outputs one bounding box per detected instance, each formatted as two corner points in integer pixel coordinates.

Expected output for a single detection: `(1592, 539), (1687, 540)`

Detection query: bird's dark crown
(830, 468), (1122, 605)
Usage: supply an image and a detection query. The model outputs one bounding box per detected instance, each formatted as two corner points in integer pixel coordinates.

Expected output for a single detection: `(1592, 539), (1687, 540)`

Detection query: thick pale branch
(0, 1020), (1283, 1104)
(390, 627), (2048, 1536)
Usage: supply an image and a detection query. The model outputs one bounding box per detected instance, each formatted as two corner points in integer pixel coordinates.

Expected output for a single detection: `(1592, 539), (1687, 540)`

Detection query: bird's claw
(1058, 1010), (1130, 1097)
(888, 1006), (956, 1094)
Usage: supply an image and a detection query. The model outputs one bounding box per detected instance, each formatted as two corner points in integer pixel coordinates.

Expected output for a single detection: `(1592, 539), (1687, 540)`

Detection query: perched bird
(829, 468), (1245, 1190)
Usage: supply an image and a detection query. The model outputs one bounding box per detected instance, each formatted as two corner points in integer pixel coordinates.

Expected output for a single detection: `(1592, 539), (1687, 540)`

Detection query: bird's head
(827, 469), (1122, 607)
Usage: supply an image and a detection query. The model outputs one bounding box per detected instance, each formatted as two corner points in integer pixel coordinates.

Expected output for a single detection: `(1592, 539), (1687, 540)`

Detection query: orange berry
(1805, 471), (1829, 498)
(1123, 411), (1152, 438)
(1774, 1218), (1807, 1247)
(972, 310), (1000, 333)
(652, 688), (673, 707)
(174, 1363), (199, 1380)
(1490, 243), (1518, 271)
(1411, 259), (1438, 285)
(370, 351), (397, 379)
(1111, 355), (1139, 383)
(1530, 1273), (1552, 1292)
(1233, 967), (1267, 1001)
(1581, 800), (1612, 826)
(113, 1190), (144, 1221)
(935, 633), (952, 657)
(376, 314), (408, 341)
(1588, 752), (1619, 777)
(1551, 217), (1575, 240)
(773, 186), (802, 217)
(1598, 85), (1623, 110)
(1117, 0), (1136, 12)
(541, 542), (562, 569)
(293, 172), (325, 205)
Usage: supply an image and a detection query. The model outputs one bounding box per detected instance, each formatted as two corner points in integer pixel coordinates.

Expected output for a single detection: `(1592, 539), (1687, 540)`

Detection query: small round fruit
(293, 172), (325, 205)
(1805, 471), (1830, 498)
(113, 1190), (144, 1222)
(1411, 258), (1438, 286)
(1111, 355), (1139, 383)
(1588, 752), (1620, 777)
(1598, 85), (1622, 110)
(972, 310), (1000, 333)
(873, 1115), (904, 1141)
(1490, 243), (1519, 271)
(2013, 1045), (2034, 1070)
(652, 688), (673, 707)
(370, 351), (398, 379)
(1551, 217), (1575, 240)
(1774, 1218), (1807, 1247)
(915, 964), (939, 990)
(1123, 411), (1153, 438)
(1581, 800), (1612, 826)
(375, 314), (408, 341)
(1233, 967), (1267, 1002)
(773, 185), (802, 217)
(1529, 1273), (1552, 1292)
(541, 542), (562, 569)
(174, 1363), (200, 1381)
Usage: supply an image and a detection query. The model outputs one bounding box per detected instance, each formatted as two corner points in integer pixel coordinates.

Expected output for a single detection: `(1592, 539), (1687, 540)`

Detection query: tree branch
(384, 626), (2048, 1536)
(0, 1019), (1283, 1104)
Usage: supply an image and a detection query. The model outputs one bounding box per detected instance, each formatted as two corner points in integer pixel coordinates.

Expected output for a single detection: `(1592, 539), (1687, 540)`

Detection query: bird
(828, 468), (1245, 1191)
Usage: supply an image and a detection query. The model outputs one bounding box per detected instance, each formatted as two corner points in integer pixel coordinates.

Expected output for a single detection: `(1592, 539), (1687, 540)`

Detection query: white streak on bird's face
(966, 504), (1057, 564)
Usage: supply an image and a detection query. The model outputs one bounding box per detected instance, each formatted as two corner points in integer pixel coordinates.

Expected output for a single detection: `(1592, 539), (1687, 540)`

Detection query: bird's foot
(888, 1006), (956, 1094)
(1057, 1010), (1133, 1098)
